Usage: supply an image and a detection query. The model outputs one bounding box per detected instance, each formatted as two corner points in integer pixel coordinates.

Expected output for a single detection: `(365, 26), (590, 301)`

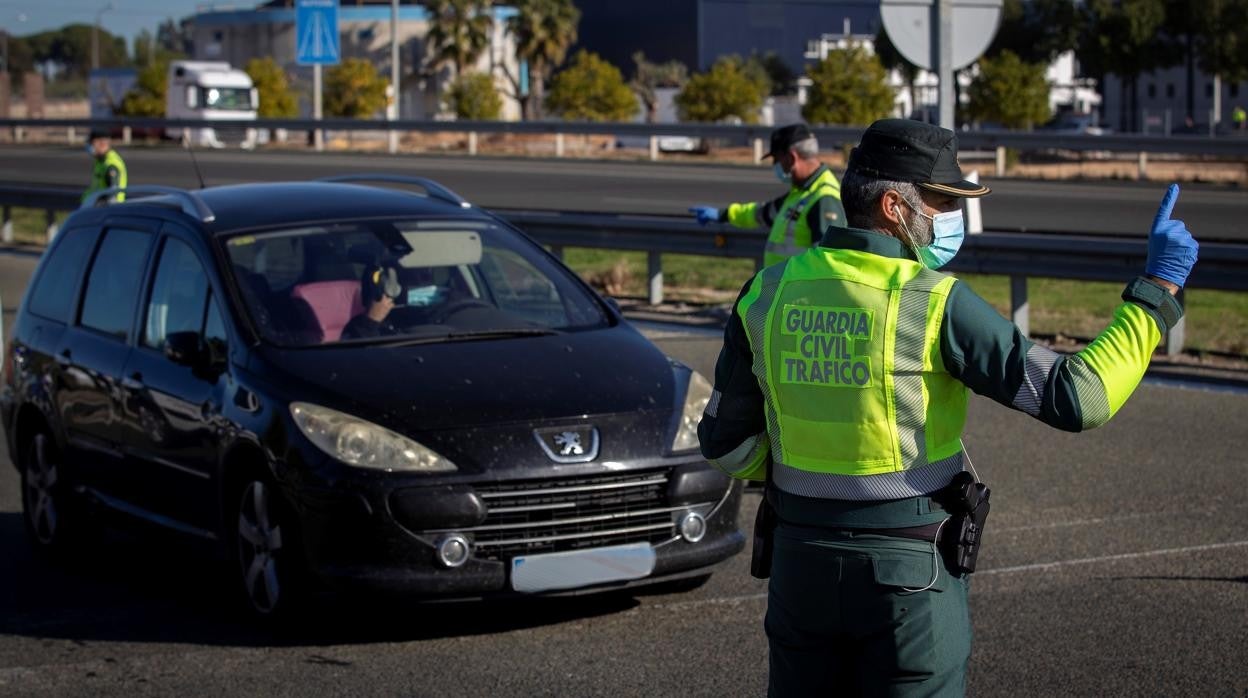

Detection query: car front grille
(464, 469), (679, 561)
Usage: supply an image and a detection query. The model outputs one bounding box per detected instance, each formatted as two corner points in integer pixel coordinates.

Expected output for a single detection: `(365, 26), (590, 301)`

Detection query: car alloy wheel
(236, 480), (287, 615)
(22, 434), (61, 545)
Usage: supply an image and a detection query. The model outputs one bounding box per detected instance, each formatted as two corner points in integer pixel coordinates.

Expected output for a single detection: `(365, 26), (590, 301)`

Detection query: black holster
(938, 472), (991, 575)
(750, 490), (777, 579)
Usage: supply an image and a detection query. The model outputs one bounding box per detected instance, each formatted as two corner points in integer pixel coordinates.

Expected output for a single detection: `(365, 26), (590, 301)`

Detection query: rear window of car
(224, 219), (609, 347)
(27, 227), (98, 323)
(80, 228), (152, 339)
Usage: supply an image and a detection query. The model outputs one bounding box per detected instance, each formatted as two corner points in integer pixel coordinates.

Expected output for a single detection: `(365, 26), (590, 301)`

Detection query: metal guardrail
(1, 184), (1244, 356)
(4, 117), (1248, 163)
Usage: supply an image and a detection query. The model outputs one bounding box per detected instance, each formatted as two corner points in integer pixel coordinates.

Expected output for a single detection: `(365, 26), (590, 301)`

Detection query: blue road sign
(296, 0), (340, 65)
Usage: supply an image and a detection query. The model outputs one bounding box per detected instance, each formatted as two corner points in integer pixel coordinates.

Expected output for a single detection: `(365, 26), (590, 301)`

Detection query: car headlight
(290, 402), (457, 473)
(671, 370), (713, 453)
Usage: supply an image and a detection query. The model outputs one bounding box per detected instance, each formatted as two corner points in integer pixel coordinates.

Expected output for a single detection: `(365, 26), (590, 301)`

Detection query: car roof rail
(317, 174), (472, 209)
(79, 185), (216, 223)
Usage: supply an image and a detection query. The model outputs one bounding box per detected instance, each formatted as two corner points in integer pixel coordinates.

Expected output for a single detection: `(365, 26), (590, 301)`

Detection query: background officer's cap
(846, 119), (990, 198)
(762, 123), (816, 161)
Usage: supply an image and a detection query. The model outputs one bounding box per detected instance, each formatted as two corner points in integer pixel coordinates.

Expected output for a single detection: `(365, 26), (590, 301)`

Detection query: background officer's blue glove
(1145, 183), (1199, 287)
(689, 206), (720, 226)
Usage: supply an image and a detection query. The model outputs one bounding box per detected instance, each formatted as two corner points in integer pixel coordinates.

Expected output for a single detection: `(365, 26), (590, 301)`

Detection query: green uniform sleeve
(725, 193), (787, 230)
(940, 276), (1180, 432)
(804, 193), (847, 239)
(698, 276), (771, 480)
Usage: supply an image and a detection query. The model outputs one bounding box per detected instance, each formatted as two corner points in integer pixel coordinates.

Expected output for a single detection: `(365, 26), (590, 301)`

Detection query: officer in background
(689, 124), (845, 267)
(1233, 105), (1246, 132)
(82, 129), (127, 204)
(697, 119), (1198, 696)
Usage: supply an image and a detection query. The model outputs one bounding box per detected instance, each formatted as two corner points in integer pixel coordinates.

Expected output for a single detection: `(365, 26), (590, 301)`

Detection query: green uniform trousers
(766, 523), (971, 697)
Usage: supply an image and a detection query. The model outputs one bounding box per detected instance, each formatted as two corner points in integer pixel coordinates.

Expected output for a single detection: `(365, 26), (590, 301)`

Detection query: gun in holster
(939, 471), (991, 575)
(750, 489), (777, 579)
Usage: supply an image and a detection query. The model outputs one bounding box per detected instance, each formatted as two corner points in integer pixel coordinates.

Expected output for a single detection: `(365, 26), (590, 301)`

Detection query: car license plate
(510, 543), (656, 593)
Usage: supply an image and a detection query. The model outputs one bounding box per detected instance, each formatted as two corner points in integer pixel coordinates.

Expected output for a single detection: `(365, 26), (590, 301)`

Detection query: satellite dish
(881, 0), (1003, 71)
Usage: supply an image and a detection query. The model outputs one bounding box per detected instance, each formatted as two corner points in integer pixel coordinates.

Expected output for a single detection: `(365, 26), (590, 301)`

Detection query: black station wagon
(1, 176), (743, 617)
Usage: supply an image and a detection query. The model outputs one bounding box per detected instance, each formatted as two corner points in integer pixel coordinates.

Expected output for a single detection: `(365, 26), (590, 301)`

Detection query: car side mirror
(164, 331), (204, 367)
(604, 297), (622, 315)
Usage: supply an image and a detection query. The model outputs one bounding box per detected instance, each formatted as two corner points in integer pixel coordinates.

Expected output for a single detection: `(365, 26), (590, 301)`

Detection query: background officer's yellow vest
(727, 169), (842, 267)
(88, 150), (127, 203)
(737, 246), (968, 499)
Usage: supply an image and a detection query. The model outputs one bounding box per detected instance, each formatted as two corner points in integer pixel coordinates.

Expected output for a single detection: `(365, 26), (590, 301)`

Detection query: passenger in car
(342, 265), (401, 339)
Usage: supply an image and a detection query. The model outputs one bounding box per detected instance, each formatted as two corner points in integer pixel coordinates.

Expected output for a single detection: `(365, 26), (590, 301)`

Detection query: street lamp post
(92, 2), (114, 71)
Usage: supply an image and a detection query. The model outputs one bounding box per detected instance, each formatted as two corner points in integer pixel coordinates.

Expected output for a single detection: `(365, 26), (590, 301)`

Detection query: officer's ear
(880, 189), (907, 227)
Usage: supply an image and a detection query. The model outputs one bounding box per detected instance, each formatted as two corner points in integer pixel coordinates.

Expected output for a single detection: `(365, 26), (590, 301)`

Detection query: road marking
(978, 540), (1248, 576)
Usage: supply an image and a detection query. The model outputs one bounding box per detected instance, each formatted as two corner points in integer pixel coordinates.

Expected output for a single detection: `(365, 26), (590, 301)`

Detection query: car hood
(256, 323), (681, 434)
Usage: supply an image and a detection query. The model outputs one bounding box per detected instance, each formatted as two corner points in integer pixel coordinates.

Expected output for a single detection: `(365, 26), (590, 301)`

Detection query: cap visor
(760, 152), (777, 162)
(918, 181), (991, 198)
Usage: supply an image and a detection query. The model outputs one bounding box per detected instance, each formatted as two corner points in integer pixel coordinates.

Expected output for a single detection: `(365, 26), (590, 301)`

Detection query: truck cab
(166, 60), (259, 149)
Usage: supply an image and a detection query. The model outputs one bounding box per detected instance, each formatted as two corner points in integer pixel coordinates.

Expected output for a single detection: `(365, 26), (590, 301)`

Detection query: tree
(988, 0), (1083, 63)
(802, 47), (895, 126)
(965, 50), (1051, 129)
(675, 56), (767, 123)
(1163, 0), (1248, 121)
(324, 58), (388, 118)
(246, 57), (298, 118)
(501, 0), (581, 120)
(117, 59), (169, 117)
(875, 28), (921, 119)
(156, 18), (191, 57)
(1081, 0), (1169, 131)
(630, 52), (687, 123)
(423, 0), (492, 78)
(546, 50), (637, 121)
(746, 52), (795, 96)
(16, 24), (128, 80)
(446, 73), (503, 119)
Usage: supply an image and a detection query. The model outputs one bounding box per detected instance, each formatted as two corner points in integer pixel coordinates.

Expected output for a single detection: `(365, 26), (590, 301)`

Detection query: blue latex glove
(1145, 184), (1198, 287)
(689, 205), (720, 226)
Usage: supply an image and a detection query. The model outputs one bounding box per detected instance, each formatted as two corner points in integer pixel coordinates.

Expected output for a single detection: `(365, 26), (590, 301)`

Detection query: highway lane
(2, 252), (1246, 695)
(1, 144), (1245, 241)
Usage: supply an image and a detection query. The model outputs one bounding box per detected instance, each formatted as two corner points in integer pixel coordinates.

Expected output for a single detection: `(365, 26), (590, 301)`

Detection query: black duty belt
(843, 521), (945, 542)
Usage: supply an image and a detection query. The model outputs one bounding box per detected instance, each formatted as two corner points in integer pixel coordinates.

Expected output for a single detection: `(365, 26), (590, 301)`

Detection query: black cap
(88, 128), (110, 141)
(761, 123), (816, 161)
(846, 119), (990, 198)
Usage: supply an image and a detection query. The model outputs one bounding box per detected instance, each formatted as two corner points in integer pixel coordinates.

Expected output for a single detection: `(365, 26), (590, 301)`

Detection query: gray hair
(793, 137), (819, 160)
(840, 170), (928, 243)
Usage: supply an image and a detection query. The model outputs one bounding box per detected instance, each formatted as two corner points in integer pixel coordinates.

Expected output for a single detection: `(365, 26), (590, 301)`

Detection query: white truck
(166, 60), (259, 148)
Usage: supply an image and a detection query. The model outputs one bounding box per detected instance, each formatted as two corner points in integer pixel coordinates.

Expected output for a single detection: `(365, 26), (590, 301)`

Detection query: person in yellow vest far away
(697, 118), (1199, 697)
(689, 123), (846, 267)
(82, 129), (128, 204)
(1233, 105), (1247, 132)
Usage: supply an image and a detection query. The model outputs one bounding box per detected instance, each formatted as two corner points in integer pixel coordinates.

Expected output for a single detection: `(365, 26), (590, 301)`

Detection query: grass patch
(4, 207), (71, 245)
(559, 248), (1247, 357)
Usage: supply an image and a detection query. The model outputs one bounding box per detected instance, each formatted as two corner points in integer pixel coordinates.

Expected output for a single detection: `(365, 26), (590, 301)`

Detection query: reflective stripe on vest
(763, 171), (841, 267)
(737, 246), (967, 501)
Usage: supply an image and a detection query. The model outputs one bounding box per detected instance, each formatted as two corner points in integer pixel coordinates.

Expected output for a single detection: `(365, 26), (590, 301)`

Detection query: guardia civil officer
(689, 124), (846, 267)
(697, 119), (1198, 696)
(82, 129), (127, 204)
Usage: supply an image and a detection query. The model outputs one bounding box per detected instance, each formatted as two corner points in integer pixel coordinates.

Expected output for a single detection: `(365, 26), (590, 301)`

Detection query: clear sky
(0, 0), (213, 43)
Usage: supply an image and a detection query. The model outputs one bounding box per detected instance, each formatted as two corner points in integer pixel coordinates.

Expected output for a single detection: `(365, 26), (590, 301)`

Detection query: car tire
(20, 432), (87, 555)
(230, 471), (306, 619)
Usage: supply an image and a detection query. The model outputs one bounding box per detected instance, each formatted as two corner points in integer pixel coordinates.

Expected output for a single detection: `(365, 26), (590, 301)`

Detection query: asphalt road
(1, 144), (1245, 241)
(2, 252), (1246, 696)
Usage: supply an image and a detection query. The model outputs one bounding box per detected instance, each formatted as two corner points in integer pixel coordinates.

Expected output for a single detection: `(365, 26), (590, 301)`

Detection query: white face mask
(895, 200), (966, 269)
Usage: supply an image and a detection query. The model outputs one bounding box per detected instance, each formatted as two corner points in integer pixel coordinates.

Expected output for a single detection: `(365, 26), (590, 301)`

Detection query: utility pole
(388, 0), (399, 154)
(92, 2), (114, 71)
(934, 0), (954, 130)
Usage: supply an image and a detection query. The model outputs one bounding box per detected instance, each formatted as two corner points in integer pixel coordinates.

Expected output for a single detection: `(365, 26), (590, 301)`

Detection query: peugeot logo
(534, 426), (599, 463)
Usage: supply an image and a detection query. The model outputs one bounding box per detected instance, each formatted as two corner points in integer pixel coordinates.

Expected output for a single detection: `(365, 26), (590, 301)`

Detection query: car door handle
(121, 372), (144, 390)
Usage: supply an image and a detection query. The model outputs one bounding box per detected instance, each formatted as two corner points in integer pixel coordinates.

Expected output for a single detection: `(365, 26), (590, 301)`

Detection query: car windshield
(223, 219), (609, 347)
(204, 87), (252, 110)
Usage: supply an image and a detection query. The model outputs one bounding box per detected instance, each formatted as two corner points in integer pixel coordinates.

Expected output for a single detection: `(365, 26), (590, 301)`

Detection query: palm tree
(424, 0), (493, 79)
(502, 0), (581, 120)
